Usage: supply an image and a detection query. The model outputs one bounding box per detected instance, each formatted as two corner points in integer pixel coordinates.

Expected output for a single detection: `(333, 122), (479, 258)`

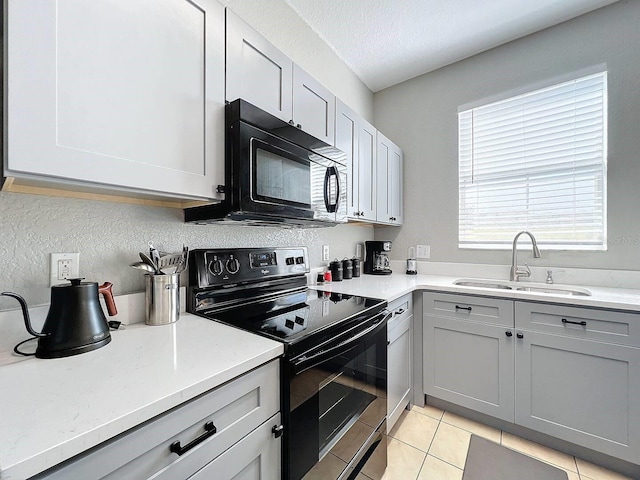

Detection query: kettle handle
(0, 292), (47, 337)
(98, 283), (118, 316)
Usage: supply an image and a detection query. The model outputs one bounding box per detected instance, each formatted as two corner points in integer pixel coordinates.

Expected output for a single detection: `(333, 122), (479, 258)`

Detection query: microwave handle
(323, 166), (340, 213)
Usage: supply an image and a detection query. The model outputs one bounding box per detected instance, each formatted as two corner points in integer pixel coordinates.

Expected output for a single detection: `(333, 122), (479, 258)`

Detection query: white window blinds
(458, 71), (607, 250)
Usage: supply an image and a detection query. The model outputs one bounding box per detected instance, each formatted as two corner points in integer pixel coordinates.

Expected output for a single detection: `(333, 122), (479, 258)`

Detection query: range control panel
(189, 247), (309, 288)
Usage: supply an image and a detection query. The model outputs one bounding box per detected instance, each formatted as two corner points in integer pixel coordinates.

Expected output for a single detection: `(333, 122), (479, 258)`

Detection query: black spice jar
(342, 258), (353, 279)
(329, 259), (343, 281)
(351, 257), (361, 277)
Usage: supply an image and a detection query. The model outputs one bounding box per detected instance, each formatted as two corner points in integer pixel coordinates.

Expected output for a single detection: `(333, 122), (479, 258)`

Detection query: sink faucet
(510, 231), (541, 282)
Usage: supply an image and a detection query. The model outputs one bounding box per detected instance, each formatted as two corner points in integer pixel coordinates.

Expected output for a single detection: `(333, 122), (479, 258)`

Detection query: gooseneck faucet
(510, 231), (541, 282)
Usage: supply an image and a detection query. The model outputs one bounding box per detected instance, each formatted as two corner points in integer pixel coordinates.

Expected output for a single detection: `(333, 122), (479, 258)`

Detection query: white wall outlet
(50, 253), (80, 286)
(355, 243), (363, 259)
(416, 244), (431, 259)
(322, 245), (330, 262)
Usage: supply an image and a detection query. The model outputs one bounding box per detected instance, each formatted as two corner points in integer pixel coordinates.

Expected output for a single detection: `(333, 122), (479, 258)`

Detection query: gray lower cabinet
(423, 292), (515, 421)
(515, 302), (640, 464)
(34, 360), (281, 480)
(423, 291), (640, 465)
(189, 413), (281, 479)
(387, 294), (413, 431)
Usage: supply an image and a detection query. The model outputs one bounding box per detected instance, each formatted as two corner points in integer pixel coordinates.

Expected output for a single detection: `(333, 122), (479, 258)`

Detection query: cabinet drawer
(37, 360), (279, 480)
(388, 293), (413, 327)
(516, 302), (640, 347)
(423, 292), (514, 327)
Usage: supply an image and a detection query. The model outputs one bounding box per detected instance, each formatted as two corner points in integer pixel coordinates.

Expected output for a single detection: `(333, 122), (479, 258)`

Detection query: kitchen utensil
(130, 261), (156, 273)
(145, 273), (179, 326)
(158, 253), (183, 274)
(139, 251), (160, 274)
(175, 246), (189, 275)
(1, 278), (118, 358)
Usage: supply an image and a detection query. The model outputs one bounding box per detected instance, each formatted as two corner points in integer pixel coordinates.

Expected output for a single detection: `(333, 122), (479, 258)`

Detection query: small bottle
(324, 270), (332, 283)
(406, 246), (417, 275)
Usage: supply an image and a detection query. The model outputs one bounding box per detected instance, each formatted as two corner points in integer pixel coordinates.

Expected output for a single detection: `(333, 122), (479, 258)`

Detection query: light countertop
(310, 273), (640, 312)
(0, 313), (283, 480)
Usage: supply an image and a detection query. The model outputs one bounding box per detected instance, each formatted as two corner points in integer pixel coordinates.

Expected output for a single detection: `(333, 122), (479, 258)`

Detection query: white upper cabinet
(376, 131), (404, 225)
(5, 0), (225, 201)
(292, 65), (335, 145)
(226, 10), (335, 144)
(335, 99), (377, 221)
(225, 9), (293, 123)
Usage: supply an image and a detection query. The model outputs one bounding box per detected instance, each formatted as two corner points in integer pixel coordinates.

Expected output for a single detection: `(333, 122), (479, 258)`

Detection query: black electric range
(187, 247), (389, 480)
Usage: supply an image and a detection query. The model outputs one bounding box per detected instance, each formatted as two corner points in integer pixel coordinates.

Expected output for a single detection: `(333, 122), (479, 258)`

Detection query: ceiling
(284, 0), (619, 92)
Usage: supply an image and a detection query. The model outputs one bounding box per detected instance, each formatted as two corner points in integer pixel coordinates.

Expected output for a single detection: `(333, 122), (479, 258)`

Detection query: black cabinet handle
(170, 421), (216, 456)
(455, 305), (472, 312)
(505, 331), (513, 337)
(272, 424), (284, 438)
(562, 318), (587, 326)
(516, 333), (524, 339)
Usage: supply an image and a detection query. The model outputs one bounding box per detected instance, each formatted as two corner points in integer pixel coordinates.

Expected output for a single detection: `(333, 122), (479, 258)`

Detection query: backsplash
(0, 192), (373, 308)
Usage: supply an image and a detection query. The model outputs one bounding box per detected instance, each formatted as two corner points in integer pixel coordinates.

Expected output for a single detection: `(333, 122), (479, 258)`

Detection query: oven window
(255, 147), (311, 206)
(290, 329), (387, 480)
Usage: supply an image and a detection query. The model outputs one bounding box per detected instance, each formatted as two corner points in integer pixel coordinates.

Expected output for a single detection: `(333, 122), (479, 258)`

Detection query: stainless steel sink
(453, 280), (513, 290)
(452, 279), (591, 296)
(515, 285), (591, 296)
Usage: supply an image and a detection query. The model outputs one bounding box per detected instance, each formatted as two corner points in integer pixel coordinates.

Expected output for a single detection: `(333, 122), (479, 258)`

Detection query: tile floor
(359, 404), (633, 480)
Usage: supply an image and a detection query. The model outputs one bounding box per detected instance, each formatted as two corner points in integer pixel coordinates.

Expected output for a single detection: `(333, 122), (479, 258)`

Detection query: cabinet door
(515, 331), (640, 464)
(388, 313), (413, 432)
(335, 100), (361, 219)
(358, 121), (378, 221)
(189, 414), (281, 480)
(424, 315), (515, 421)
(293, 65), (335, 145)
(376, 132), (403, 225)
(6, 0), (225, 201)
(226, 9), (293, 123)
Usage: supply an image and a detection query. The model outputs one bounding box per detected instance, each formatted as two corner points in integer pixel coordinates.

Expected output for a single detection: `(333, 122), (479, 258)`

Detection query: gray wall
(0, 0), (374, 309)
(374, 0), (640, 271)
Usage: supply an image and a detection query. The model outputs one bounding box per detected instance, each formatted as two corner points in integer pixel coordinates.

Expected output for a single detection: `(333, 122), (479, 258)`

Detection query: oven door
(286, 310), (389, 480)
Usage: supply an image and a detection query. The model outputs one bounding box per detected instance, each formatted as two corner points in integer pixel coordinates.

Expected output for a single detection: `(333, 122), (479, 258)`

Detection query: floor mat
(462, 435), (568, 480)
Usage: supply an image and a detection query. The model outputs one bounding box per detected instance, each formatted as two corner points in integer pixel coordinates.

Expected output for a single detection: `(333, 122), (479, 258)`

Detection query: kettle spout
(0, 292), (48, 337)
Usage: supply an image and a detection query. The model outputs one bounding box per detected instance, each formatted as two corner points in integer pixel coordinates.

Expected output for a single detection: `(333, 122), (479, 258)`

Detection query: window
(458, 71), (607, 250)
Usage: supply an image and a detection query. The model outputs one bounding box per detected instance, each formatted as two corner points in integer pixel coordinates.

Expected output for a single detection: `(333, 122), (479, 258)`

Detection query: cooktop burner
(186, 247), (386, 355)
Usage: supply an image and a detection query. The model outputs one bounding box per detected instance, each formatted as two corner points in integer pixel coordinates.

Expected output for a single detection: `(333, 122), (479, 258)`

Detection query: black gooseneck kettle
(1, 278), (118, 358)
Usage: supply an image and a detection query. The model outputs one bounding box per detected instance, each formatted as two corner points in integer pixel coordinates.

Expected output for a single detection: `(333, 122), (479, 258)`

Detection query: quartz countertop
(310, 273), (640, 312)
(0, 313), (283, 480)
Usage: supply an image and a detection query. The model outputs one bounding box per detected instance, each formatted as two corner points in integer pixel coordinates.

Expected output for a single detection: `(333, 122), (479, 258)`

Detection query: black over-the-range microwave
(184, 99), (348, 227)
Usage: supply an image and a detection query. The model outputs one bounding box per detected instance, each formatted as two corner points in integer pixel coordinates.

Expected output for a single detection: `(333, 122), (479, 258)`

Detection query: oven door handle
(292, 311), (390, 373)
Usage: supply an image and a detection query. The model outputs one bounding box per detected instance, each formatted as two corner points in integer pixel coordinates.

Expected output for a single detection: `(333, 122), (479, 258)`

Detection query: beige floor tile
(441, 411), (501, 443)
(575, 458), (633, 480)
(388, 409), (439, 452)
(501, 432), (577, 472)
(428, 422), (472, 469)
(381, 437), (426, 480)
(411, 403), (445, 420)
(331, 420), (375, 463)
(417, 454), (464, 480)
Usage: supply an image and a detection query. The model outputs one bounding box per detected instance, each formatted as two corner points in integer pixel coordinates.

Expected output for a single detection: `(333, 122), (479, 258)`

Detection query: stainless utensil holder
(145, 274), (179, 326)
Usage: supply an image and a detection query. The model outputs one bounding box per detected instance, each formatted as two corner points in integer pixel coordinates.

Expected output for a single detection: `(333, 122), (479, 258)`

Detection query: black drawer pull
(170, 421), (216, 456)
(505, 331), (513, 337)
(516, 333), (524, 339)
(455, 305), (472, 312)
(562, 318), (587, 326)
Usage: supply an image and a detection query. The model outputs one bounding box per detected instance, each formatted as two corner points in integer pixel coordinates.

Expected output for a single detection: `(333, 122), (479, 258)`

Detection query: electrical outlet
(355, 243), (363, 259)
(322, 245), (330, 262)
(50, 253), (80, 286)
(416, 244), (431, 259)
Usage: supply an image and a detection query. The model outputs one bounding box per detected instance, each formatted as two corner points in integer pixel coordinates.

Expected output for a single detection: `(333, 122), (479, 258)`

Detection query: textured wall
(0, 192), (373, 308)
(374, 0), (640, 271)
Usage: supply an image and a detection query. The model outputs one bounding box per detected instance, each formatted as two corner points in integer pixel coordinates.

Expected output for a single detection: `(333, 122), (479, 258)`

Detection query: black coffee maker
(364, 241), (393, 275)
